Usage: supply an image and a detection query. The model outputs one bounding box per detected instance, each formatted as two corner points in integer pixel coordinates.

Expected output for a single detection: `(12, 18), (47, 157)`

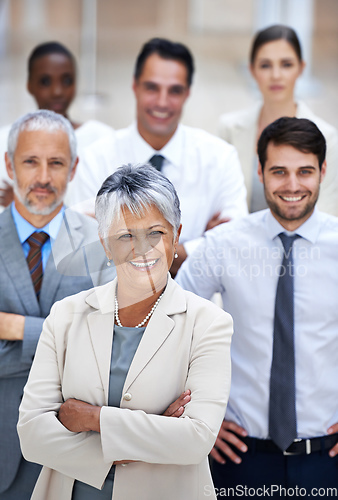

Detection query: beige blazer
(18, 277), (233, 500)
(219, 101), (338, 216)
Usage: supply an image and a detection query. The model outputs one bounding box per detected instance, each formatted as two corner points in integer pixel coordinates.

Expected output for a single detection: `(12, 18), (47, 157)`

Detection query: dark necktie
(149, 154), (165, 171)
(26, 232), (49, 300)
(269, 233), (299, 451)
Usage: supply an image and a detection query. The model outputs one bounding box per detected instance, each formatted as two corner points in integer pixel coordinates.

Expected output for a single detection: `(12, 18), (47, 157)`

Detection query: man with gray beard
(0, 110), (115, 500)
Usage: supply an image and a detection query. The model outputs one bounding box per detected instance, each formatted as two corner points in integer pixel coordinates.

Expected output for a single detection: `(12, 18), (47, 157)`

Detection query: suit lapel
(39, 257), (62, 315)
(0, 209), (40, 316)
(123, 311), (175, 391)
(85, 281), (116, 403)
(87, 309), (115, 404)
(233, 104), (260, 200)
(123, 278), (187, 392)
(39, 210), (85, 312)
(84, 277), (187, 402)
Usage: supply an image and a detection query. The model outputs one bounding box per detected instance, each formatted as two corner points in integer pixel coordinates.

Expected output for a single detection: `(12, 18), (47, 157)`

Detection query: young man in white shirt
(177, 117), (338, 494)
(71, 38), (248, 274)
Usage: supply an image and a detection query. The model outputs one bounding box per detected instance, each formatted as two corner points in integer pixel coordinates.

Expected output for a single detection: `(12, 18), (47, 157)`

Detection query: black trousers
(211, 445), (338, 498)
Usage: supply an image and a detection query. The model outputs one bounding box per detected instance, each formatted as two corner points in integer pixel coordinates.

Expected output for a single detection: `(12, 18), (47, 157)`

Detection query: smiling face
(27, 53), (76, 117)
(250, 39), (304, 104)
(6, 129), (76, 226)
(104, 204), (180, 297)
(133, 53), (190, 150)
(258, 142), (326, 230)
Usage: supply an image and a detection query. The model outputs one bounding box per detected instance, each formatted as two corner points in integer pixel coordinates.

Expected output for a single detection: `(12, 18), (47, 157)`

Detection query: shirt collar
(131, 122), (183, 167)
(11, 202), (65, 244)
(265, 208), (321, 244)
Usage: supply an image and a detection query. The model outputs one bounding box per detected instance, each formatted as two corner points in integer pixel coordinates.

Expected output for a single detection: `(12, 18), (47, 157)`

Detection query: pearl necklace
(114, 291), (165, 328)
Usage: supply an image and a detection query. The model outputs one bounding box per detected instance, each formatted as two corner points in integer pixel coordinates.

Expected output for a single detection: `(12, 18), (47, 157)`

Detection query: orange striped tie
(26, 232), (49, 299)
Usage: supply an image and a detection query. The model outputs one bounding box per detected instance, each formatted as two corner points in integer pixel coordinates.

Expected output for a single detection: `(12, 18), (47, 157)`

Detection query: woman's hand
(58, 399), (101, 433)
(162, 390), (191, 417)
(58, 391), (191, 465)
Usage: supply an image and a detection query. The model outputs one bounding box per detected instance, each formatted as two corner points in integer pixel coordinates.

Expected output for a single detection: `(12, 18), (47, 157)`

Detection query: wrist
(88, 406), (101, 433)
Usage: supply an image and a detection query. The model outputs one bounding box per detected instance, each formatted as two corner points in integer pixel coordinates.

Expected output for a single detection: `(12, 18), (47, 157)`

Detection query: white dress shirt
(176, 208), (338, 439)
(70, 123), (248, 252)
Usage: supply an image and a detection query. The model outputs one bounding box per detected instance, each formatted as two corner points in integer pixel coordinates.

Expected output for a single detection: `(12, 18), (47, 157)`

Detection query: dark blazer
(0, 206), (115, 494)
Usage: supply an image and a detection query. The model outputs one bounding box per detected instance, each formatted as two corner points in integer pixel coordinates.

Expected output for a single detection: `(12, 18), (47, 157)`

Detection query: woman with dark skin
(0, 42), (113, 207)
(27, 42), (79, 128)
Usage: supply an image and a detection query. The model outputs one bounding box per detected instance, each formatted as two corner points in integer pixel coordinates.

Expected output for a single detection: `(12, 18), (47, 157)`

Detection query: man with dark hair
(257, 116), (327, 170)
(177, 117), (338, 493)
(133, 37), (194, 86)
(71, 37), (248, 274)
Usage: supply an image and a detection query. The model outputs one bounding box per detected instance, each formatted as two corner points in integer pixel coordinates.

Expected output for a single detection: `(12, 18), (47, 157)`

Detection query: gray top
(108, 325), (145, 407)
(72, 325), (145, 500)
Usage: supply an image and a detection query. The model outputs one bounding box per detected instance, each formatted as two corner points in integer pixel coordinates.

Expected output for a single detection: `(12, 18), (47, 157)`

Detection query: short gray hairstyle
(95, 164), (181, 240)
(7, 109), (77, 168)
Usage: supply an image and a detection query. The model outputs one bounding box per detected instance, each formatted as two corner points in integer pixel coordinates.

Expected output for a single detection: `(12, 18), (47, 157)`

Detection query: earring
(174, 252), (178, 259)
(107, 259), (112, 267)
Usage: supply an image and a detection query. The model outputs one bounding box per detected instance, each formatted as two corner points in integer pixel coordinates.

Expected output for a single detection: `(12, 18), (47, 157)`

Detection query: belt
(242, 433), (338, 456)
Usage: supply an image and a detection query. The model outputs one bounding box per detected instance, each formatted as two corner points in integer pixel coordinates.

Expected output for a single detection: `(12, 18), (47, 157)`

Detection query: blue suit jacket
(0, 206), (115, 494)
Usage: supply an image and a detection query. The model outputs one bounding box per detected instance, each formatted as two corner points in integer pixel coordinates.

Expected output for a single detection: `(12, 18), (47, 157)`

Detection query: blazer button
(123, 392), (132, 401)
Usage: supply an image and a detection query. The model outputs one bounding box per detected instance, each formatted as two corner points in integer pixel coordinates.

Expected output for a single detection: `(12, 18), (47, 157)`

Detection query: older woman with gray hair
(18, 164), (233, 500)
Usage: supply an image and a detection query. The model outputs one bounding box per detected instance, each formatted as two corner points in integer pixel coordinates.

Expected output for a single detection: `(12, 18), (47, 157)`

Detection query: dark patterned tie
(149, 154), (165, 171)
(26, 232), (49, 299)
(269, 233), (299, 451)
